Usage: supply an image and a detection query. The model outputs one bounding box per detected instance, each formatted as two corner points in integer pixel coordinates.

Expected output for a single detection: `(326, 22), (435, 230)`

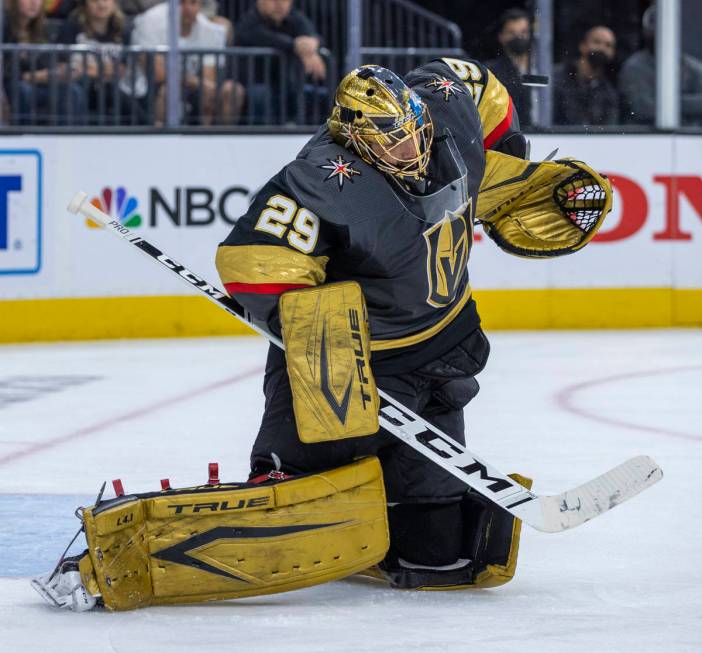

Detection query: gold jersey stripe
(478, 71), (511, 142)
(370, 283), (472, 351)
(216, 245), (328, 287)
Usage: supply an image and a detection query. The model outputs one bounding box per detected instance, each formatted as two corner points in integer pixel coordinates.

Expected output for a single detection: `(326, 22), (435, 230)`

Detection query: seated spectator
(121, 0), (232, 42)
(2, 0), (87, 125)
(620, 4), (702, 125)
(132, 0), (244, 126)
(117, 0), (161, 14)
(201, 0), (233, 46)
(43, 0), (78, 18)
(553, 26), (618, 126)
(486, 8), (533, 127)
(57, 0), (146, 124)
(236, 0), (327, 124)
(237, 0), (326, 82)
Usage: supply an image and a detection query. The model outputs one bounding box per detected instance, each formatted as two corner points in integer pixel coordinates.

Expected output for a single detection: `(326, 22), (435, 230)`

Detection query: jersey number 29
(254, 194), (319, 254)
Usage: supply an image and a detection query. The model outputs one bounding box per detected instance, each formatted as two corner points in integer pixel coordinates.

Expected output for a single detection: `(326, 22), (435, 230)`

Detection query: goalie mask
(328, 65), (434, 180)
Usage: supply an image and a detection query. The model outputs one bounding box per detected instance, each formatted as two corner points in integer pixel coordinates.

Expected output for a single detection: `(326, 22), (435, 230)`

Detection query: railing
(0, 44), (335, 128)
(222, 0), (461, 72)
(359, 46), (466, 76)
(361, 0), (461, 48)
(223, 0), (460, 45)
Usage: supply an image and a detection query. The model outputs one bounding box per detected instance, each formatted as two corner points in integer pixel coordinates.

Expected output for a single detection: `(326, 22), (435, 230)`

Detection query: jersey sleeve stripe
(216, 244), (328, 289)
(224, 282), (312, 295)
(477, 68), (513, 146)
(483, 95), (514, 150)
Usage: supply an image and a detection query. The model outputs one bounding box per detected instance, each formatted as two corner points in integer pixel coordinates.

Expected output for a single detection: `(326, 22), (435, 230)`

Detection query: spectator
(57, 0), (145, 124)
(201, 1), (233, 46)
(132, 0), (244, 126)
(237, 0), (326, 82)
(619, 4), (702, 125)
(552, 26), (619, 126)
(486, 8), (533, 127)
(43, 0), (77, 18)
(120, 0), (233, 44)
(118, 0), (161, 14)
(236, 0), (327, 123)
(2, 0), (87, 125)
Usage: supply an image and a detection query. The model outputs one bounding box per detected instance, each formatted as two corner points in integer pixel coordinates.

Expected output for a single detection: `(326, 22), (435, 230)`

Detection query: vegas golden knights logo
(423, 202), (471, 307)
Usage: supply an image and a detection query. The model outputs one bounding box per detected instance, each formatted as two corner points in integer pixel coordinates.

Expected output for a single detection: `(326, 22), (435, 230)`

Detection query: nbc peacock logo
(86, 186), (142, 229)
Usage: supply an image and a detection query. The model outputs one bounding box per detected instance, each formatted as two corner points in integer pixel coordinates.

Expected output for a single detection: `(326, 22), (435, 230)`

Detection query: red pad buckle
(208, 463), (219, 485)
(249, 470), (292, 484)
(112, 479), (125, 497)
(160, 478), (171, 490)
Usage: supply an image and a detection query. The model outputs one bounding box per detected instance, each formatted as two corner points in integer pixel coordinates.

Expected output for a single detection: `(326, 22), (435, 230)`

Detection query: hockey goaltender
(34, 58), (612, 611)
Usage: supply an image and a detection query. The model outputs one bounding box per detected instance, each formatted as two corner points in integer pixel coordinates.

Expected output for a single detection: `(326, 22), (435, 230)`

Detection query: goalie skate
(31, 556), (97, 612)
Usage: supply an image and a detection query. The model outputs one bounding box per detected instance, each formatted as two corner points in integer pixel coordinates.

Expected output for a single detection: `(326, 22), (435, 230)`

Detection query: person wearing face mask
(552, 25), (619, 126)
(486, 7), (533, 127)
(619, 4), (702, 125)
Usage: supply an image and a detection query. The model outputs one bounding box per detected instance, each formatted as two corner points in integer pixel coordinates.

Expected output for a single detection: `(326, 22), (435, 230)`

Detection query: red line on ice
(555, 365), (702, 443)
(0, 367), (263, 467)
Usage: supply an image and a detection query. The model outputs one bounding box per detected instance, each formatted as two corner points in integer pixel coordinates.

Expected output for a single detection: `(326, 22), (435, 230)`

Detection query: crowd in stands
(1, 0), (328, 125)
(1, 0), (701, 128)
(489, 5), (702, 127)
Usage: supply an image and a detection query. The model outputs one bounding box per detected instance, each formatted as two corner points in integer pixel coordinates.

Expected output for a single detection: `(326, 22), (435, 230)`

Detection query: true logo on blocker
(0, 150), (42, 275)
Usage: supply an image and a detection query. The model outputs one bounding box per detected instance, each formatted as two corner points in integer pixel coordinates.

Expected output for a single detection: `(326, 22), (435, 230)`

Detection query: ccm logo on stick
(380, 404), (518, 494)
(156, 253), (226, 299)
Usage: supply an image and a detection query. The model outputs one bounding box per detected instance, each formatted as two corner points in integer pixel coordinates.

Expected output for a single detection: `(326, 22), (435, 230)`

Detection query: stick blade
(535, 455), (663, 533)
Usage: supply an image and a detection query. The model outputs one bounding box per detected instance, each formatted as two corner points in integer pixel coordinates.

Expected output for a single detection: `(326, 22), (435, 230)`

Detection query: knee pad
(371, 473), (532, 590)
(387, 502), (463, 567)
(460, 472), (533, 588)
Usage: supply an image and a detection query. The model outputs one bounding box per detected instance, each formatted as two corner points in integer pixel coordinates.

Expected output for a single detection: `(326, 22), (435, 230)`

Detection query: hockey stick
(68, 191), (662, 533)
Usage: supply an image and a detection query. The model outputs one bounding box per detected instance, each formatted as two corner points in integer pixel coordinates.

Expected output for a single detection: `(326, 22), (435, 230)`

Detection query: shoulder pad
(406, 59), (479, 113)
(411, 57), (516, 152)
(406, 62), (483, 149)
(405, 59), (470, 84)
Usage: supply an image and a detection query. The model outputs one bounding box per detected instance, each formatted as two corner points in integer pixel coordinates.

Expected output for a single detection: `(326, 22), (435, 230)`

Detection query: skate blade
(30, 577), (64, 608)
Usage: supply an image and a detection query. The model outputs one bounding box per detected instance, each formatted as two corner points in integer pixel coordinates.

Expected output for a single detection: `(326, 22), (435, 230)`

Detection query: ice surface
(1, 332), (700, 652)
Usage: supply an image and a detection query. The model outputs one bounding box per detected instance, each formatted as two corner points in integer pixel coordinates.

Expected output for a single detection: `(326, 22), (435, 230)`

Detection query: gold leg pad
(80, 457), (389, 610)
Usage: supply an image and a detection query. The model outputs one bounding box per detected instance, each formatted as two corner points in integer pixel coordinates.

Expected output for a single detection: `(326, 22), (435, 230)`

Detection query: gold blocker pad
(279, 281), (379, 443)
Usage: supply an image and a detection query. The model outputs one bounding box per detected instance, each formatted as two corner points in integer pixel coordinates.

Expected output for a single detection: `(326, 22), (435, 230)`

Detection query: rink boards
(1, 133), (701, 341)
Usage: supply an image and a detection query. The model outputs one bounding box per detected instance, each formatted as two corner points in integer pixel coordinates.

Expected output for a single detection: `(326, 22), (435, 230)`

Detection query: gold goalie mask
(328, 65), (434, 179)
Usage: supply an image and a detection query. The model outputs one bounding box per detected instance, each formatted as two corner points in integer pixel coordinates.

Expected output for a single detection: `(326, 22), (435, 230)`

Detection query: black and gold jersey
(216, 58), (521, 374)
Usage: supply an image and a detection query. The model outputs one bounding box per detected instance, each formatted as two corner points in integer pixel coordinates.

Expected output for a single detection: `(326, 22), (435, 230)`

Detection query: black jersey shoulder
(284, 126), (405, 229)
(405, 60), (484, 163)
(405, 60), (482, 124)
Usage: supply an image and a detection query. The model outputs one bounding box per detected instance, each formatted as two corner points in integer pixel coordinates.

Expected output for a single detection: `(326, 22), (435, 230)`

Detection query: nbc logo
(86, 187), (142, 228)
